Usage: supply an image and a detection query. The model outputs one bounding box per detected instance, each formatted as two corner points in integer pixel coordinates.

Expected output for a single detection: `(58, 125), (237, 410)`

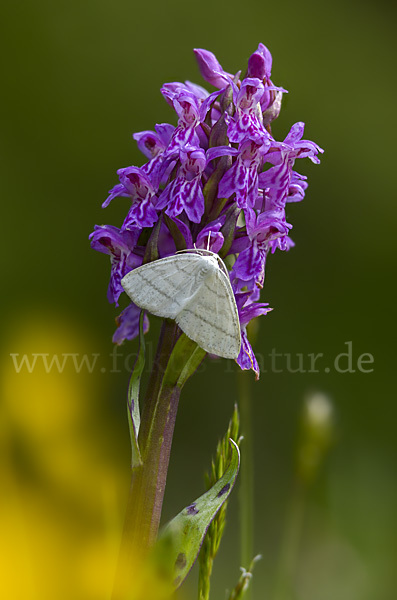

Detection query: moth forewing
(176, 264), (241, 359)
(121, 251), (241, 359)
(121, 254), (204, 319)
(214, 267), (241, 358)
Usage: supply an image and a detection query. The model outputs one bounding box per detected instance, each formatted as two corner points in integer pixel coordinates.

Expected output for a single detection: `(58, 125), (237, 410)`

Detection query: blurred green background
(1, 0), (396, 598)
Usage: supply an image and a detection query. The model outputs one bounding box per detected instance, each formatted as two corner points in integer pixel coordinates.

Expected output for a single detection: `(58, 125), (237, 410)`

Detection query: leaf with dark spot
(175, 553), (186, 570)
(154, 439), (240, 590)
(217, 483), (230, 497)
(186, 503), (199, 516)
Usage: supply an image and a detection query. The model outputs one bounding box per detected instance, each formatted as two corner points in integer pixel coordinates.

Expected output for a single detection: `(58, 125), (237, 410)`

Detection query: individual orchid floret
(283, 121), (324, 163)
(259, 123), (323, 211)
(245, 42), (288, 123)
(259, 156), (293, 210)
(133, 123), (174, 183)
(161, 87), (203, 149)
(161, 215), (226, 255)
(247, 43), (273, 81)
(162, 80), (210, 101)
(112, 302), (150, 344)
(195, 219), (225, 254)
(262, 90), (283, 126)
(156, 147), (207, 223)
(211, 138), (271, 209)
(232, 208), (292, 288)
(287, 171), (309, 203)
(246, 43), (279, 115)
(234, 290), (272, 379)
(227, 78), (267, 144)
(265, 122), (324, 167)
(260, 160), (307, 213)
(104, 167), (159, 229)
(284, 122), (324, 164)
(89, 225), (142, 305)
(133, 124), (175, 160)
(161, 87), (224, 155)
(193, 48), (233, 89)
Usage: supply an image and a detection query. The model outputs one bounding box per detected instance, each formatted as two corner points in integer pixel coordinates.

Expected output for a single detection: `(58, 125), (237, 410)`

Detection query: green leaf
(143, 212), (163, 264)
(219, 203), (241, 259)
(155, 439), (240, 589)
(177, 343), (206, 388)
(163, 214), (188, 251)
(161, 332), (204, 391)
(127, 311), (145, 468)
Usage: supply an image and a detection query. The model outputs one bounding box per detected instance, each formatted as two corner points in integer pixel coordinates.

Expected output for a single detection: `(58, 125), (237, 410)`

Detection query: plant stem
(112, 390), (180, 598)
(238, 370), (254, 599)
(112, 326), (204, 599)
(138, 320), (179, 446)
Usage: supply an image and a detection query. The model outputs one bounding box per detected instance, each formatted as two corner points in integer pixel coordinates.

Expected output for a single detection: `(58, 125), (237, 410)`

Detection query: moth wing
(176, 268), (241, 359)
(121, 254), (204, 319)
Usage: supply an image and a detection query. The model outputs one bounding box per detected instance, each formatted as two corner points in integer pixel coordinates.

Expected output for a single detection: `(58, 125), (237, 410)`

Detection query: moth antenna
(206, 231), (212, 251)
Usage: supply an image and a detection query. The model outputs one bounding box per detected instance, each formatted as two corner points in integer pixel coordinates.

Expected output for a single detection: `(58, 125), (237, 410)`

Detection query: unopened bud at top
(193, 48), (232, 89)
(247, 43), (272, 80)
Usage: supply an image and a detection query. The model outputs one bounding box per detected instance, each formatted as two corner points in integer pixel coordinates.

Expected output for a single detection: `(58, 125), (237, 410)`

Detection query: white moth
(121, 249), (241, 359)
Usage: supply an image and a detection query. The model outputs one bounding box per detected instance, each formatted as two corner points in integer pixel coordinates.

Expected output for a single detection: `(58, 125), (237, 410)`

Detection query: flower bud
(209, 112), (229, 148)
(247, 43), (272, 80)
(193, 48), (232, 88)
(262, 90), (283, 126)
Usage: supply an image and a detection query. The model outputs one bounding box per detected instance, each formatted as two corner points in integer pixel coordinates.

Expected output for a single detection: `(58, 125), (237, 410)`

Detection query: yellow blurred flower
(0, 313), (121, 599)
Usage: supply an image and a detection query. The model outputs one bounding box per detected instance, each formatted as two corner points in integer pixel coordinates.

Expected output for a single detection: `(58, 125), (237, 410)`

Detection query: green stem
(238, 370), (254, 598)
(138, 320), (179, 445)
(112, 328), (205, 599)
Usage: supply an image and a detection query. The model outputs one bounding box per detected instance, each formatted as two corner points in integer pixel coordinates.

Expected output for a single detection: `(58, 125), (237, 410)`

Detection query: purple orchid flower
(227, 78), (267, 144)
(234, 290), (272, 379)
(113, 302), (150, 345)
(89, 225), (142, 305)
(232, 208), (292, 288)
(263, 121), (324, 168)
(247, 43), (273, 81)
(246, 42), (284, 115)
(283, 121), (324, 163)
(156, 146), (207, 223)
(91, 45), (323, 377)
(103, 167), (159, 229)
(162, 80), (211, 101)
(133, 123), (175, 185)
(209, 138), (271, 209)
(196, 217), (226, 254)
(259, 123), (323, 212)
(134, 124), (175, 161)
(193, 48), (233, 89)
(161, 86), (224, 156)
